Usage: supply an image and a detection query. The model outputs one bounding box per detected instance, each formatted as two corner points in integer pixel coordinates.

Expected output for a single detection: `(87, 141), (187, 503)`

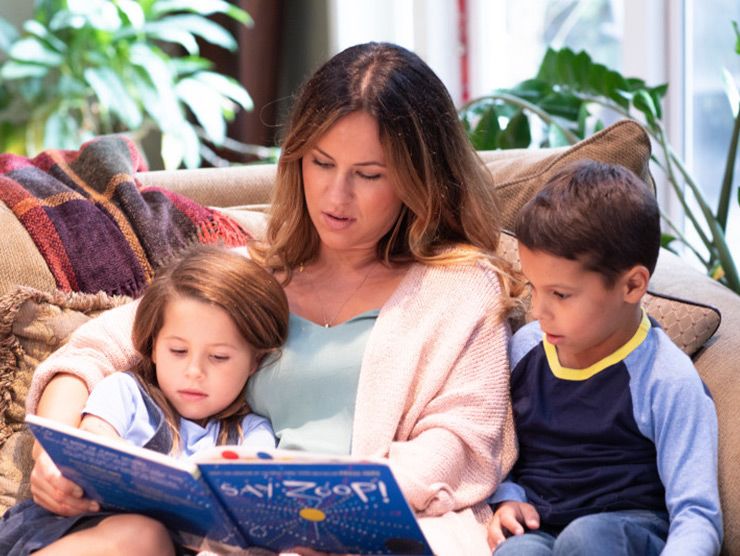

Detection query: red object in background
(458, 0), (470, 103)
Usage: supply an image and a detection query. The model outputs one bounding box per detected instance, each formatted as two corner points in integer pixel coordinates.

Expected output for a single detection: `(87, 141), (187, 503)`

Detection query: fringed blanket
(0, 135), (251, 297)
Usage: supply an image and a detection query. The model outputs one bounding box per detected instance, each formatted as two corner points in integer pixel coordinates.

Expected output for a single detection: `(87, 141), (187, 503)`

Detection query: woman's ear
(622, 265), (650, 303)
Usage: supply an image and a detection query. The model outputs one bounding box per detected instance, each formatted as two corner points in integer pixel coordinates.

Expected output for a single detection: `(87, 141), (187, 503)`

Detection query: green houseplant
(460, 24), (740, 295)
(0, 0), (256, 169)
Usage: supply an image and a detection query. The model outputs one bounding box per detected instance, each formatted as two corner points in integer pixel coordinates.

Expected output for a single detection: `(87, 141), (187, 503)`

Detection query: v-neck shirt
(246, 309), (379, 455)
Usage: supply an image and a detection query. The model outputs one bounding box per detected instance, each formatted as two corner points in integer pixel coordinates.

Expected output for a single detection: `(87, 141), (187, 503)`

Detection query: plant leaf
(193, 71), (252, 110)
(722, 68), (739, 117)
(660, 233), (678, 252)
(633, 89), (658, 125)
(0, 17), (20, 53)
(469, 105), (501, 150)
(22, 20), (67, 53)
(157, 14), (237, 50)
(547, 124), (571, 147)
(162, 123), (200, 169)
(116, 0), (146, 29)
(176, 77), (226, 144)
(499, 111), (531, 149)
(45, 108), (83, 149)
(171, 56), (212, 76)
(0, 61), (49, 79)
(151, 0), (253, 26)
(8, 37), (64, 66)
(84, 67), (143, 128)
(136, 22), (199, 55)
(66, 0), (122, 31)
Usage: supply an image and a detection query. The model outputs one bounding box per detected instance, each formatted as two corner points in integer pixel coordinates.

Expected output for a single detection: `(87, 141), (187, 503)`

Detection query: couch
(0, 120), (738, 553)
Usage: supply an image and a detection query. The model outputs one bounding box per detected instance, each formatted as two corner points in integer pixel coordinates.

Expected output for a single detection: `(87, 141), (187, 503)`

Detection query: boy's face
(518, 245), (645, 370)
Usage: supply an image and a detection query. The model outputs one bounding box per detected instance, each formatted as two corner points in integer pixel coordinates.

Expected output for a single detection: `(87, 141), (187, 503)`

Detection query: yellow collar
(543, 309), (650, 380)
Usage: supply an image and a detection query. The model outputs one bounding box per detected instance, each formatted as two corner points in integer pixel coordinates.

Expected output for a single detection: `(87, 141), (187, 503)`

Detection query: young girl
(0, 244), (289, 556)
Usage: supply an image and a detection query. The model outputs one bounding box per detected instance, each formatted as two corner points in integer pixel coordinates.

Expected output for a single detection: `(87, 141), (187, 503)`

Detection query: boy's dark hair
(515, 159), (660, 286)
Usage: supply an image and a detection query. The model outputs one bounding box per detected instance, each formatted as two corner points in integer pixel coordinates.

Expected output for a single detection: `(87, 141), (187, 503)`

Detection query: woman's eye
(552, 291), (569, 300)
(211, 354), (230, 362)
(169, 348), (187, 356)
(357, 171), (381, 181)
(312, 158), (332, 169)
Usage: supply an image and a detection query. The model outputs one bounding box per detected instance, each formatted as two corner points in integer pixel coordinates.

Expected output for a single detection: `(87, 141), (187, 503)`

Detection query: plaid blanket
(0, 135), (251, 297)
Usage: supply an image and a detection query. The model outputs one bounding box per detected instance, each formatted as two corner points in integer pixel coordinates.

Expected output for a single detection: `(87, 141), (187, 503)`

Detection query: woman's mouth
(322, 211), (354, 230)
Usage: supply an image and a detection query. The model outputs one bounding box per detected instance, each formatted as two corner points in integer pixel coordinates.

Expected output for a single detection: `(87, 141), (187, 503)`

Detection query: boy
(488, 160), (722, 555)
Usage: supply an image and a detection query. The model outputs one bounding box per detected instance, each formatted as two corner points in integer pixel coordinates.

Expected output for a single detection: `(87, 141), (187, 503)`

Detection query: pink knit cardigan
(28, 259), (517, 555)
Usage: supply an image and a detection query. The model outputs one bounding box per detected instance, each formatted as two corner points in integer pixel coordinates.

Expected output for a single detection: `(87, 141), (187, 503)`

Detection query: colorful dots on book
(256, 451), (274, 460)
(220, 450), (239, 460)
(299, 508), (326, 522)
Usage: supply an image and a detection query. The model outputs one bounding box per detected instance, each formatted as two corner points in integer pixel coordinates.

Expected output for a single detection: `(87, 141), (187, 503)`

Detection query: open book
(26, 414), (433, 555)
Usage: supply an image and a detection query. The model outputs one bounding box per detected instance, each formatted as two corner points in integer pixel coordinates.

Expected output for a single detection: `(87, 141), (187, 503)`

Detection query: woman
(26, 42), (522, 555)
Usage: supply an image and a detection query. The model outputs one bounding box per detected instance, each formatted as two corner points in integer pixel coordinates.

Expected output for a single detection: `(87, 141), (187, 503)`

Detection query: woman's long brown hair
(251, 42), (524, 318)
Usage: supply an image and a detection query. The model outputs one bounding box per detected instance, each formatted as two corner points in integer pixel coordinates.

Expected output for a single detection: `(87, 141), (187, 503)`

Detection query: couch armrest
(137, 165), (277, 207)
(651, 249), (740, 553)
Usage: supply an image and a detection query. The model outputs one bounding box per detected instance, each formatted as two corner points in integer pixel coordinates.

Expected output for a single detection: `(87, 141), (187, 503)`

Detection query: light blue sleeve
(488, 479), (528, 505)
(509, 321), (543, 371)
(83, 372), (154, 446)
(239, 414), (277, 450)
(487, 324), (542, 507)
(628, 328), (722, 555)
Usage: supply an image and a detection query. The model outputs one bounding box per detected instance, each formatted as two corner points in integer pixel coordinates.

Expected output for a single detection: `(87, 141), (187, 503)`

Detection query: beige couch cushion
(0, 287), (131, 513)
(0, 205), (56, 297)
(482, 119), (652, 231)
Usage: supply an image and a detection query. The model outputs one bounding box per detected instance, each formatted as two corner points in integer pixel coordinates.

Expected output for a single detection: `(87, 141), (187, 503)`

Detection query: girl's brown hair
(131, 244), (289, 454)
(252, 42), (523, 315)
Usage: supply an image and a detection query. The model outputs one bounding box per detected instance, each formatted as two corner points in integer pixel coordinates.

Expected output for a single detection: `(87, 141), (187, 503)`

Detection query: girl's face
(152, 295), (257, 421)
(301, 111), (403, 256)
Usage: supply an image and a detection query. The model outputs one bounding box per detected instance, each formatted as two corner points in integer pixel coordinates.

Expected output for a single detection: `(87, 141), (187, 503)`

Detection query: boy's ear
(622, 265), (650, 303)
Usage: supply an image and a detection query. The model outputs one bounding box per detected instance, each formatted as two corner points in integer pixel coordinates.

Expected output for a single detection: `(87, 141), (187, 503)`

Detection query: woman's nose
(327, 171), (353, 203)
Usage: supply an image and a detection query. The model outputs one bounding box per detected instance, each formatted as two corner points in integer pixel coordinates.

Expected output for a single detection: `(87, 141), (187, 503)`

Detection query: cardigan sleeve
(353, 260), (518, 516)
(26, 299), (141, 414)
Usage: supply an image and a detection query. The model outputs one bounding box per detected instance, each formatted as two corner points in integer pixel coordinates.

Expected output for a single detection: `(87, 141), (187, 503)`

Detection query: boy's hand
(488, 500), (540, 549)
(30, 449), (99, 516)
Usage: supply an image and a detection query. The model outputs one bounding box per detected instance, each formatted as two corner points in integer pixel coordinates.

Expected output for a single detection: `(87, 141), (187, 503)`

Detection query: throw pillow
(0, 286), (131, 513)
(496, 232), (721, 357)
(482, 119), (653, 232)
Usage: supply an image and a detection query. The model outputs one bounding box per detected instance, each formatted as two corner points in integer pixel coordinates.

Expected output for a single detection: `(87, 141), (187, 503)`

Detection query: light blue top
(247, 309), (379, 455)
(83, 372), (276, 458)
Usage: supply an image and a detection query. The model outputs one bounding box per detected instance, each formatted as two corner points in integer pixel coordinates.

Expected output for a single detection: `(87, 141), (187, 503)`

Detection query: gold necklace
(300, 262), (376, 328)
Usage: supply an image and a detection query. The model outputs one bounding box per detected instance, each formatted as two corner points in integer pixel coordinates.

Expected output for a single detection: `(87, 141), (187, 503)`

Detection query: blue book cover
(26, 415), (433, 555)
(194, 446), (433, 554)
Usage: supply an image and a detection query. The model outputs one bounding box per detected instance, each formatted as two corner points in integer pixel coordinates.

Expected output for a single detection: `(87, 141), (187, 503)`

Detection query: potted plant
(460, 22), (740, 295)
(0, 0), (260, 169)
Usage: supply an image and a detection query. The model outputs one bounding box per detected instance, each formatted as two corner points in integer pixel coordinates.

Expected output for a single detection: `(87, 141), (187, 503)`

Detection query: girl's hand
(487, 500), (540, 550)
(29, 449), (99, 516)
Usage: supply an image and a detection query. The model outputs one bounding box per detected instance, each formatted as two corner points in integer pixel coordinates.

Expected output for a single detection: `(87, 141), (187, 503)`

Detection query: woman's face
(301, 111), (403, 256)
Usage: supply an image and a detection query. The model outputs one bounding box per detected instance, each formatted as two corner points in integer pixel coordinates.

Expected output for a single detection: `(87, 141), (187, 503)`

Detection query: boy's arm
(643, 336), (722, 554)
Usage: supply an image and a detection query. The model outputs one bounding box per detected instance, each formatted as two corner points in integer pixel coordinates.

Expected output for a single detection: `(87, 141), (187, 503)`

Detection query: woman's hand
(487, 500), (540, 550)
(30, 448), (99, 516)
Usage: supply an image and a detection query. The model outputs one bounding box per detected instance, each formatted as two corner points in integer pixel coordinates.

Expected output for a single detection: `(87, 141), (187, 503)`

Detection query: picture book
(25, 414), (433, 555)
